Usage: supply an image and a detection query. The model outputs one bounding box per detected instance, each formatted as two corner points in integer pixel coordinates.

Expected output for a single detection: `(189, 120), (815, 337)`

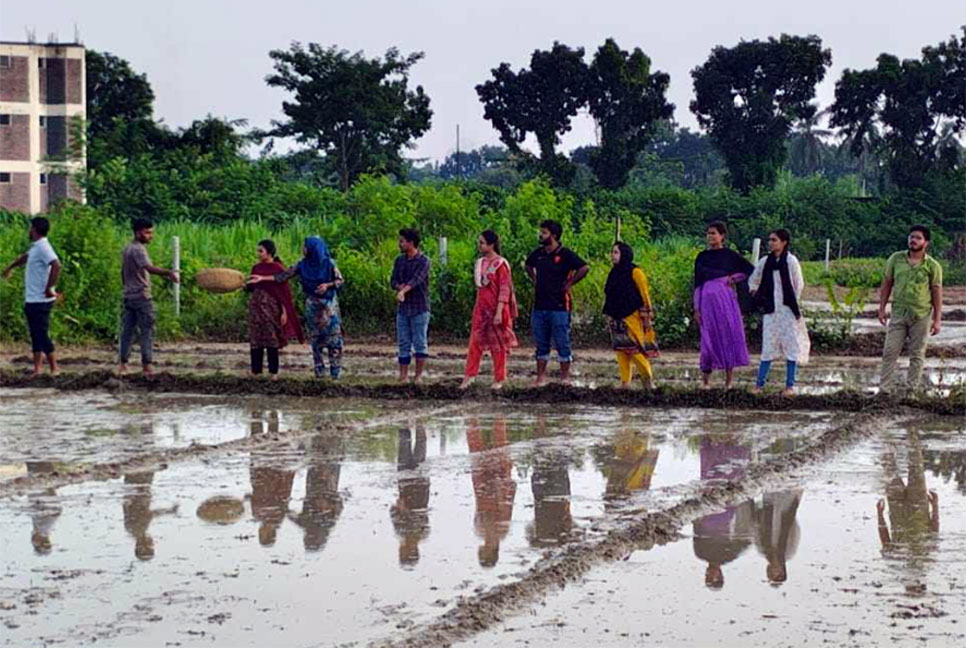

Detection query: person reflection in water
(250, 410), (296, 547)
(877, 429), (940, 594)
(601, 426), (660, 503)
(467, 416), (517, 567)
(290, 433), (344, 552)
(391, 427), (430, 567)
(691, 434), (754, 590)
(26, 462), (62, 555)
(528, 415), (573, 547)
(754, 489), (803, 585)
(123, 470), (178, 561)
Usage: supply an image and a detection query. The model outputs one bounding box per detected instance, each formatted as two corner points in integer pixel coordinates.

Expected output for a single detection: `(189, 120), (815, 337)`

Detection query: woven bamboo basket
(196, 496), (245, 524)
(195, 268), (246, 294)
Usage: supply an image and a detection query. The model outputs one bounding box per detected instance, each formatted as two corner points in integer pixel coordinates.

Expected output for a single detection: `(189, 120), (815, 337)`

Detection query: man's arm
(877, 276), (894, 326)
(44, 259), (62, 297)
(1, 252), (28, 279)
(564, 264), (590, 289)
(146, 264), (179, 282)
(930, 283), (942, 335)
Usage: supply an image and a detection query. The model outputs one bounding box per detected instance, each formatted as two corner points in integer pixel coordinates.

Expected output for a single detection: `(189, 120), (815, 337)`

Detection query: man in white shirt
(1, 217), (62, 376)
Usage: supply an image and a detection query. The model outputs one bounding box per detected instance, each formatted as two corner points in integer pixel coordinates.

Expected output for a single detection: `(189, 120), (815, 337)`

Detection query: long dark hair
(258, 239), (281, 263)
(480, 229), (501, 255)
(769, 229), (790, 254)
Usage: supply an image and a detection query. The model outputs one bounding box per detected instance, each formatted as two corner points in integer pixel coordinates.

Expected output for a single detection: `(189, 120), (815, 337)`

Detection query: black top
(526, 245), (588, 312)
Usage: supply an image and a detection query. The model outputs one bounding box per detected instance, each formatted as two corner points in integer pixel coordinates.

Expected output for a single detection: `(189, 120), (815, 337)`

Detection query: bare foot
(142, 366), (155, 378)
(700, 383), (711, 391)
(27, 371), (42, 380)
(117, 364), (128, 377)
(531, 377), (548, 388)
(459, 377), (474, 390)
(490, 381), (504, 391)
(642, 380), (656, 391)
(270, 374), (279, 381)
(49, 369), (61, 377)
(616, 382), (629, 390)
(781, 387), (795, 397)
(751, 386), (762, 395)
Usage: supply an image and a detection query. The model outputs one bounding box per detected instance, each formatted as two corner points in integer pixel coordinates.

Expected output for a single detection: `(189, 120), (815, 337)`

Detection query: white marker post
(751, 237), (761, 265)
(438, 236), (448, 267)
(172, 236), (181, 318)
(824, 239), (831, 273)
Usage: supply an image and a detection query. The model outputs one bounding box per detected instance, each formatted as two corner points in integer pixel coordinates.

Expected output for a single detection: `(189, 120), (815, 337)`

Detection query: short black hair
(132, 218), (154, 233)
(706, 221), (727, 237)
(539, 219), (563, 240)
(399, 228), (421, 248)
(30, 217), (50, 237)
(909, 224), (931, 242)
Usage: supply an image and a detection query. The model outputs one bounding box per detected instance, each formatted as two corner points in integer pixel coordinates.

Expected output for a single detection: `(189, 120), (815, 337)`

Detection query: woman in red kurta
(460, 230), (518, 390)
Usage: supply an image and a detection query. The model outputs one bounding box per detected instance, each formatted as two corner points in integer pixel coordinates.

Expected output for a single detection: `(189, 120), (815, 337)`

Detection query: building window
(0, 56), (10, 69)
(39, 116), (47, 128)
(38, 58), (47, 69)
(0, 173), (11, 184)
(0, 114), (9, 126)
(40, 173), (48, 185)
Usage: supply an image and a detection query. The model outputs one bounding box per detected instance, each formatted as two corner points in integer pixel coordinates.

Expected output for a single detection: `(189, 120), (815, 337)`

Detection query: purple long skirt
(694, 277), (749, 372)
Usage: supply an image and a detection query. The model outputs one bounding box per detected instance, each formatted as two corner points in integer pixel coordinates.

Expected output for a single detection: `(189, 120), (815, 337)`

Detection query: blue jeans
(531, 310), (573, 363)
(397, 311), (430, 365)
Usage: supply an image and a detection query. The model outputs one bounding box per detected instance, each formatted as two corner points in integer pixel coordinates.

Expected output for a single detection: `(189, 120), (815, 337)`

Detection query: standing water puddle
(0, 403), (835, 646)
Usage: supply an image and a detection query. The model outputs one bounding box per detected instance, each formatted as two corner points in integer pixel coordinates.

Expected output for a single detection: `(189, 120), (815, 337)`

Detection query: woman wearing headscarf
(603, 242), (659, 389)
(247, 239), (303, 378)
(459, 230), (519, 390)
(249, 236), (345, 379)
(749, 228), (810, 395)
(693, 221), (755, 389)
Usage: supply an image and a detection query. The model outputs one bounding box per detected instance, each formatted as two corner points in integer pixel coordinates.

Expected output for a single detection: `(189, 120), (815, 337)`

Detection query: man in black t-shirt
(525, 219), (589, 386)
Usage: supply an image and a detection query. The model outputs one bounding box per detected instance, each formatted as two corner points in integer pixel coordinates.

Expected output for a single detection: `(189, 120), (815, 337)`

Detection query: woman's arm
(789, 256), (804, 298)
(748, 259), (765, 294)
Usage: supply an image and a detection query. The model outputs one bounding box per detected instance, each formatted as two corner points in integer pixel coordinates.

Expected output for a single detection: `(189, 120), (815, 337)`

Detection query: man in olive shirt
(118, 218), (180, 377)
(877, 225), (943, 393)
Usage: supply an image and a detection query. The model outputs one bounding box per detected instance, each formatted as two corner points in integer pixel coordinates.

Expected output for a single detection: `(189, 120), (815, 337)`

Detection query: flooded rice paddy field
(0, 346), (963, 646)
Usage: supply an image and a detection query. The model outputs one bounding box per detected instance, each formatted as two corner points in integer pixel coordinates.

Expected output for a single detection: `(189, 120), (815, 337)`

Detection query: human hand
(315, 282), (330, 295)
(877, 306), (888, 327)
(169, 271), (180, 284)
(45, 287), (60, 300)
(492, 312), (502, 327)
(280, 310), (288, 327)
(876, 499), (886, 515)
(248, 275), (267, 285)
(930, 319), (941, 336)
(396, 290), (406, 303)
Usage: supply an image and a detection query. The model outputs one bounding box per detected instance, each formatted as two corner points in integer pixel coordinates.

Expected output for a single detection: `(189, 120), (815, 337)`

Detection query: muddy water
(461, 417), (966, 648)
(0, 389), (392, 477)
(0, 404), (833, 646)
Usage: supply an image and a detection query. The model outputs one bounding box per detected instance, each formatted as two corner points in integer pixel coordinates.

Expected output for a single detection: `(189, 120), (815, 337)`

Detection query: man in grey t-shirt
(1, 217), (62, 376)
(118, 218), (179, 377)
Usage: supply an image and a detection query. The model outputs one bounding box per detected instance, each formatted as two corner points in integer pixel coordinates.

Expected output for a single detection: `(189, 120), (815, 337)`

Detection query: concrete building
(0, 41), (85, 213)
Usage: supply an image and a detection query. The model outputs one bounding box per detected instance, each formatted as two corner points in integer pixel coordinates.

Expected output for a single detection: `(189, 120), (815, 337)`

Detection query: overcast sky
(1, 0), (961, 161)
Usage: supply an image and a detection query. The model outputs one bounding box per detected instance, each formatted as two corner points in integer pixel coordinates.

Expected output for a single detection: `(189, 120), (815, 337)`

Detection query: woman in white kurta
(749, 229), (810, 395)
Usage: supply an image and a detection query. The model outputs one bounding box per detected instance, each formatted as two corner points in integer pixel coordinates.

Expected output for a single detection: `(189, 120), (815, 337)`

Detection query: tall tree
(476, 42), (589, 186)
(786, 107), (834, 176)
(690, 34), (832, 192)
(263, 43), (432, 191)
(830, 29), (966, 188)
(585, 39), (674, 189)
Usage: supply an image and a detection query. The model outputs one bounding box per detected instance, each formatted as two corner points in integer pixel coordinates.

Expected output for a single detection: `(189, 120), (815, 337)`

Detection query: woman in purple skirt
(693, 221), (754, 389)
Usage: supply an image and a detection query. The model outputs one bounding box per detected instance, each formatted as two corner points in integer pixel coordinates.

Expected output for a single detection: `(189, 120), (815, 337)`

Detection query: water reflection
(528, 415), (573, 548)
(692, 434), (754, 590)
(391, 427), (430, 567)
(754, 490), (802, 585)
(877, 429), (940, 595)
(122, 471), (179, 561)
(250, 411), (296, 547)
(598, 424), (660, 503)
(26, 462), (62, 555)
(467, 417), (516, 567)
(291, 434), (344, 552)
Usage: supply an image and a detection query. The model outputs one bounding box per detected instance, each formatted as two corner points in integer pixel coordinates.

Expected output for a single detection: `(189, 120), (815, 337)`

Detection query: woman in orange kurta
(460, 230), (519, 390)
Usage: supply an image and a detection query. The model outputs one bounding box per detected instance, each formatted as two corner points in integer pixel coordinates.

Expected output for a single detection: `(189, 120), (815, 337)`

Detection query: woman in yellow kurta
(603, 242), (660, 388)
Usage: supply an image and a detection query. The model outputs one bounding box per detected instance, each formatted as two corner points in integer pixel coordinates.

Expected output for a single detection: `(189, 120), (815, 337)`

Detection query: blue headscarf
(298, 236), (336, 297)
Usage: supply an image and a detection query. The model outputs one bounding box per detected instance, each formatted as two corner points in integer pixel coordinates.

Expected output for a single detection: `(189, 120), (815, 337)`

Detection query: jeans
(24, 302), (55, 354)
(756, 360), (797, 388)
(531, 310), (573, 363)
(397, 311), (430, 365)
(119, 298), (155, 365)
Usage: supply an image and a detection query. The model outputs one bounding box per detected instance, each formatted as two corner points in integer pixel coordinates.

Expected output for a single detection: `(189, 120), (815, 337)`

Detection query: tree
(830, 29), (966, 188)
(690, 34), (832, 192)
(786, 107), (834, 176)
(263, 43), (432, 191)
(476, 42), (589, 186)
(585, 39), (674, 189)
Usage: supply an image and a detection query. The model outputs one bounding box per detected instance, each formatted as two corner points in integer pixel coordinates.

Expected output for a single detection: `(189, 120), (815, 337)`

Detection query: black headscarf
(603, 243), (644, 320)
(694, 248), (755, 287)
(754, 251), (801, 318)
